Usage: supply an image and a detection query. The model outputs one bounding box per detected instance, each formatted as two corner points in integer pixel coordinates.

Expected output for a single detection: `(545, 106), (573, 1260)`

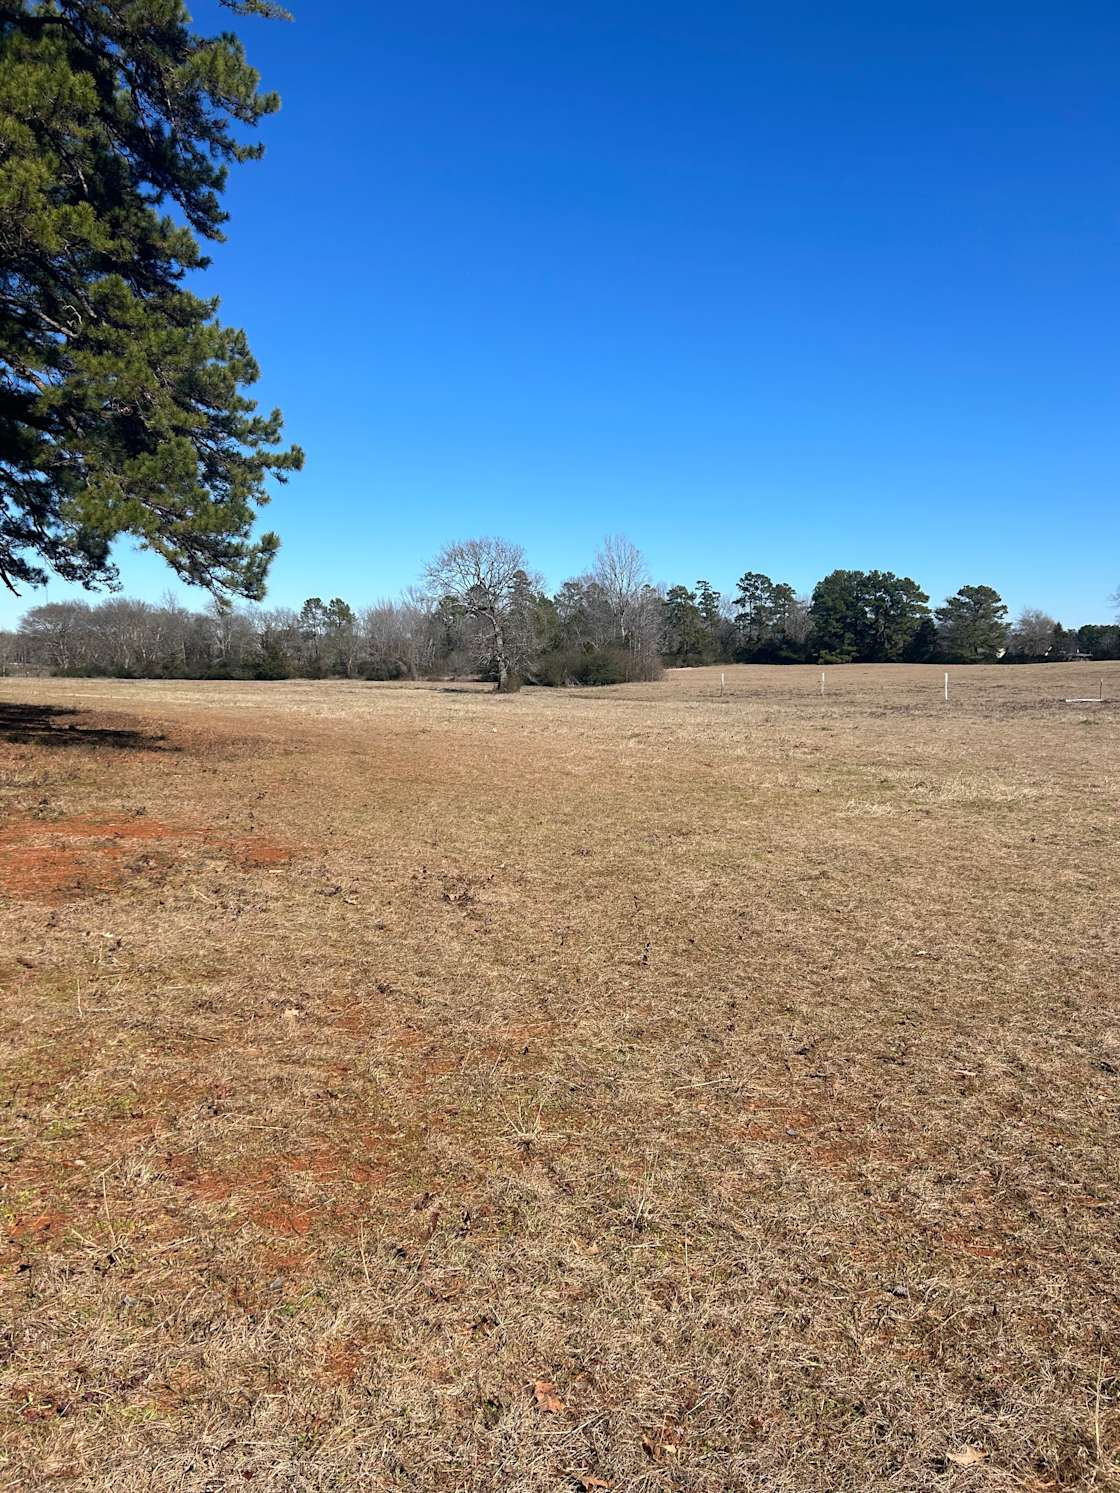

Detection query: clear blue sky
(6, 0), (1118, 627)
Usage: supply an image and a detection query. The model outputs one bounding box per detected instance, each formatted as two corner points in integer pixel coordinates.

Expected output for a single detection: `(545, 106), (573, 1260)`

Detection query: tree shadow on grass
(0, 701), (176, 752)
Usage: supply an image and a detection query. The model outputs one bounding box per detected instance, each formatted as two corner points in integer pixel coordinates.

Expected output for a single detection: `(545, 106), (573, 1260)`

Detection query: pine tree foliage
(934, 585), (1009, 662)
(0, 0), (302, 597)
(809, 569), (930, 663)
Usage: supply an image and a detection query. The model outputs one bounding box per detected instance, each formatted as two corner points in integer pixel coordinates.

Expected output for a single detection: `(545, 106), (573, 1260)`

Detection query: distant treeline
(2, 536), (1117, 686)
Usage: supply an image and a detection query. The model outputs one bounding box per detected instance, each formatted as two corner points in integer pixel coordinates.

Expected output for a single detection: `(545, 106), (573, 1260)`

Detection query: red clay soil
(0, 815), (292, 901)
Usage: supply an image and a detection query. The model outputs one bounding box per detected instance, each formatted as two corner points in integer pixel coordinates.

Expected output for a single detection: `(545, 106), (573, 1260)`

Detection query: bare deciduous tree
(783, 596), (814, 647)
(1007, 608), (1057, 660)
(593, 534), (649, 646)
(424, 537), (539, 692)
(17, 602), (93, 672)
(358, 588), (438, 680)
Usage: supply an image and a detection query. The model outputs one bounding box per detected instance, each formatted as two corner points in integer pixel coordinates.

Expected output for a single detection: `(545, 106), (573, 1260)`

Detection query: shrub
(532, 645), (660, 687)
(356, 658), (412, 681)
(251, 646), (290, 680)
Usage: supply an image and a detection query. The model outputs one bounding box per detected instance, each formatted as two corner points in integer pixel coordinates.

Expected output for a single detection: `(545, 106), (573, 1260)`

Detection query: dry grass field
(1, 663), (1118, 1492)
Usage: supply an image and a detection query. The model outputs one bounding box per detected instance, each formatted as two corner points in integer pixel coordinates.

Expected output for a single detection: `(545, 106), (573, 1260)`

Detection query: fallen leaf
(641, 1426), (682, 1462)
(9, 1213), (58, 1241)
(533, 1379), (565, 1413)
(947, 1446), (988, 1467)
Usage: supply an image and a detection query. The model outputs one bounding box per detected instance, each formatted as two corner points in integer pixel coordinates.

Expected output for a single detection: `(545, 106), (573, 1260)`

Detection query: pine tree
(862, 570), (930, 662)
(935, 586), (1009, 662)
(809, 569), (930, 663)
(0, 1), (303, 598)
(694, 579), (722, 662)
(808, 570), (865, 662)
(733, 572), (777, 645)
(661, 585), (708, 666)
(903, 615), (938, 662)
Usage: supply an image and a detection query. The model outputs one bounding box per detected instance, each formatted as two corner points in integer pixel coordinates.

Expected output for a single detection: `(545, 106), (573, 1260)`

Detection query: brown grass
(0, 663), (1118, 1491)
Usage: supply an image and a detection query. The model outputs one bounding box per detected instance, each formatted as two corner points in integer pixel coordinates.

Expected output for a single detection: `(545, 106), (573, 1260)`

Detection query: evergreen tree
(325, 597), (355, 634)
(903, 615), (939, 662)
(808, 570), (866, 662)
(695, 579), (721, 632)
(862, 570), (929, 662)
(1077, 623), (1120, 660)
(733, 571), (800, 659)
(298, 598), (328, 632)
(695, 579), (722, 662)
(809, 569), (929, 662)
(0, 0), (303, 598)
(768, 581), (796, 632)
(734, 572), (777, 644)
(1047, 622), (1074, 662)
(661, 585), (708, 666)
(935, 585), (1009, 662)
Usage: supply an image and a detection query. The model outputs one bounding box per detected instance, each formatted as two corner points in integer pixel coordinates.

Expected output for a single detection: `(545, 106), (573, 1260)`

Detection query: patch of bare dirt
(0, 815), (293, 901)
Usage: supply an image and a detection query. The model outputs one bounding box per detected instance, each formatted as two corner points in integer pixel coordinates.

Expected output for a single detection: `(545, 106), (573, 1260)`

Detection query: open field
(1, 663), (1118, 1492)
